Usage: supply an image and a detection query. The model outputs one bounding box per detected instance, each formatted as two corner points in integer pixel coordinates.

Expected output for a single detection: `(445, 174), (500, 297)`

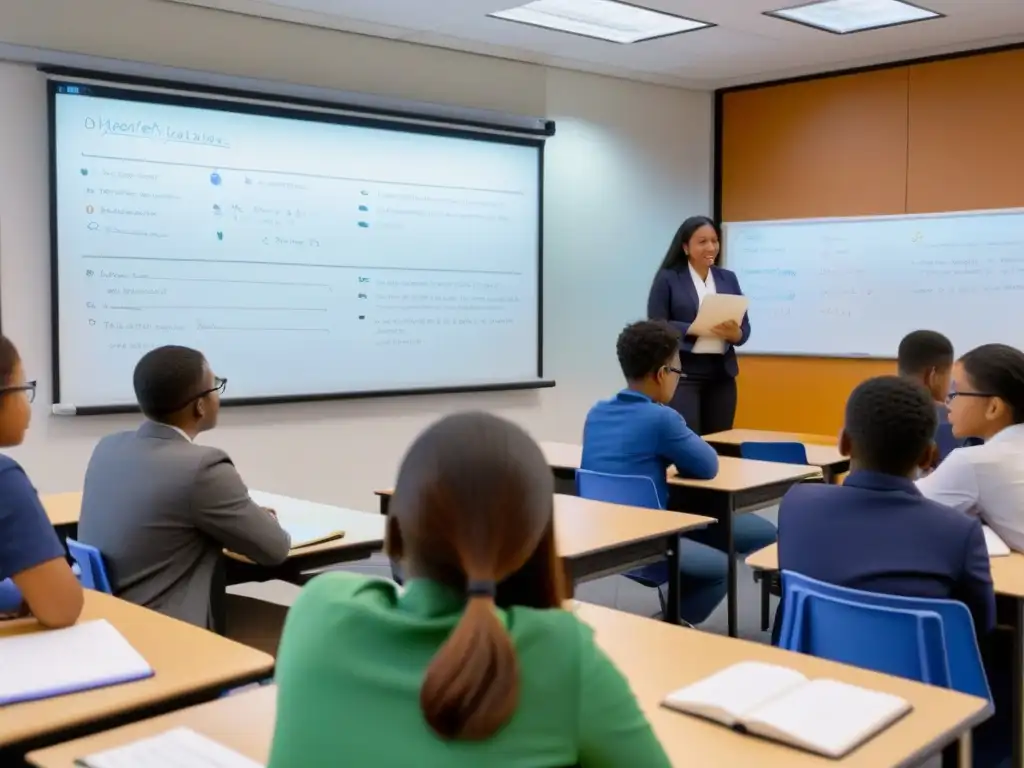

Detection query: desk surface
(539, 442), (822, 492)
(0, 592), (273, 749)
(375, 491), (714, 559)
(669, 455), (821, 492)
(40, 491), (383, 564)
(703, 430), (846, 469)
(42, 492), (83, 527)
(746, 543), (1024, 600)
(28, 604), (990, 768)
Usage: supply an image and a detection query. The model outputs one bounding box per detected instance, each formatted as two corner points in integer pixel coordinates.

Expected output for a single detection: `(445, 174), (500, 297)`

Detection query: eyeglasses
(0, 381), (36, 404)
(946, 390), (995, 404)
(170, 377), (227, 412)
(663, 366), (686, 378)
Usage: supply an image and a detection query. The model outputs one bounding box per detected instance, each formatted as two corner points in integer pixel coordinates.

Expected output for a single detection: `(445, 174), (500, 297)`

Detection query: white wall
(0, 0), (712, 509)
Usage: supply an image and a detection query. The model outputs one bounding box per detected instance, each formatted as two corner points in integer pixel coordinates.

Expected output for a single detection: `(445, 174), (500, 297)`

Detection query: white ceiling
(165, 0), (1024, 89)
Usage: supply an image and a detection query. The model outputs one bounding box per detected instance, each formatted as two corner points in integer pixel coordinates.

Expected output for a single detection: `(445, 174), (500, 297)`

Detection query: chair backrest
(785, 588), (951, 688)
(740, 441), (809, 465)
(779, 571), (990, 699)
(574, 469), (662, 510)
(0, 578), (22, 613)
(66, 538), (113, 594)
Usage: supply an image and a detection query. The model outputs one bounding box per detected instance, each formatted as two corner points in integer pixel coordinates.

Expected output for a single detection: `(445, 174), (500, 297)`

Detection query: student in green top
(269, 412), (670, 768)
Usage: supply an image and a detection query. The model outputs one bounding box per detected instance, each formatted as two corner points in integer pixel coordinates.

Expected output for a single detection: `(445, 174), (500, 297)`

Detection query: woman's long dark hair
(655, 215), (719, 274)
(959, 343), (1024, 424)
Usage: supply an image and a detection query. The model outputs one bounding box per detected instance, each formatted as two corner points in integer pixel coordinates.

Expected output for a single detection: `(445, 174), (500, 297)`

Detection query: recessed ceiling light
(488, 0), (713, 44)
(766, 0), (941, 34)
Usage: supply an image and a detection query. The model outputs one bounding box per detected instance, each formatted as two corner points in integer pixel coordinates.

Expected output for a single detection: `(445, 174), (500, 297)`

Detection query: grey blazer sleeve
(190, 450), (292, 565)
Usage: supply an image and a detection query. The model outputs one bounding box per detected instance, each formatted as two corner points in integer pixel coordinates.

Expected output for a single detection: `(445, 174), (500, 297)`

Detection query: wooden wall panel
(721, 68), (910, 433)
(721, 68), (909, 222)
(907, 49), (1024, 213)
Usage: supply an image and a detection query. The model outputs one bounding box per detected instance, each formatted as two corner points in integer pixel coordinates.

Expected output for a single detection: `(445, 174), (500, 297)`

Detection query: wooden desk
(703, 429), (850, 484)
(28, 605), (991, 768)
(540, 441), (584, 494)
(747, 544), (1024, 768)
(668, 456), (820, 637)
(374, 490), (715, 625)
(42, 492), (84, 529)
(0, 592), (273, 758)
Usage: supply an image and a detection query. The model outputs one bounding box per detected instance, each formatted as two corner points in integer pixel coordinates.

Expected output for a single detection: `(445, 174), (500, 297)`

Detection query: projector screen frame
(47, 77), (551, 415)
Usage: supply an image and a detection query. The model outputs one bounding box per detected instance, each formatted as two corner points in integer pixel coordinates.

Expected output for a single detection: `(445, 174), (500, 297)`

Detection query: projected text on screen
(52, 84), (542, 409)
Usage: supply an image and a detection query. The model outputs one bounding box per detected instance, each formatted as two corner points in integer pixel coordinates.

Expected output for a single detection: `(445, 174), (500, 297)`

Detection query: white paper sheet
(77, 727), (263, 768)
(687, 294), (749, 355)
(0, 619), (152, 705)
(984, 525), (1010, 556)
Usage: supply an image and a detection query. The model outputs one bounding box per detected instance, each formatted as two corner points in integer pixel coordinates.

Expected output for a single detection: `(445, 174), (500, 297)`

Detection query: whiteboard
(722, 209), (1024, 358)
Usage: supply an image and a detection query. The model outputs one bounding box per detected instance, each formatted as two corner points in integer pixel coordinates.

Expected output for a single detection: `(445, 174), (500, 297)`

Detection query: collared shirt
(688, 262), (716, 307)
(581, 389), (719, 508)
(269, 573), (670, 767)
(917, 423), (1024, 552)
(163, 424), (193, 443)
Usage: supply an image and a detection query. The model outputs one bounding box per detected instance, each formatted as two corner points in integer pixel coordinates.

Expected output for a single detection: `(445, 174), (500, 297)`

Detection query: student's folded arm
(915, 450), (980, 514)
(660, 410), (719, 480)
(191, 455), (292, 565)
(576, 621), (671, 768)
(647, 271), (696, 351)
(0, 467), (83, 628)
(958, 519), (996, 636)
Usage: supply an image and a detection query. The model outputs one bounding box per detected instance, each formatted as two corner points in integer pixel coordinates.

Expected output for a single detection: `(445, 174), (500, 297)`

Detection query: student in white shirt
(917, 343), (1024, 551)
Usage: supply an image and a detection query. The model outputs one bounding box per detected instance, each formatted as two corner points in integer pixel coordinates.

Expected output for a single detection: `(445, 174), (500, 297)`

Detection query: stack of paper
(0, 619), (153, 705)
(249, 490), (346, 550)
(77, 727), (263, 768)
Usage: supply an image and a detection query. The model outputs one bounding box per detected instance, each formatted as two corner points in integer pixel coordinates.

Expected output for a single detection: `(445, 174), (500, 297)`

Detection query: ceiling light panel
(766, 0), (941, 34)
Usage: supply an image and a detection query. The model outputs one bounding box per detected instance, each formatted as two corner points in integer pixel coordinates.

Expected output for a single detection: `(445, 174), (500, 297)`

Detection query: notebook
(0, 619), (153, 706)
(248, 491), (345, 550)
(983, 525), (1010, 557)
(662, 661), (911, 758)
(75, 726), (262, 768)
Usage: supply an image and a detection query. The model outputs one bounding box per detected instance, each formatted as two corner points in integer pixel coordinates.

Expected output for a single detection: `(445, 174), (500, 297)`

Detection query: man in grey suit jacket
(78, 345), (291, 630)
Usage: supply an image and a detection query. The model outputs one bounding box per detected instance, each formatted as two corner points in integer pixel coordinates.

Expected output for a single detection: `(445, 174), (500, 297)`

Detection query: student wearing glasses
(78, 345), (291, 645)
(580, 320), (775, 626)
(0, 335), (83, 626)
(918, 343), (1024, 552)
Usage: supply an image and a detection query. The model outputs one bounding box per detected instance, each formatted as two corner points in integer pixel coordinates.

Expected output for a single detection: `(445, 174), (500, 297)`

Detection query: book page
(687, 294), (749, 337)
(983, 525), (1010, 556)
(78, 726), (263, 768)
(746, 678), (911, 758)
(249, 490), (346, 549)
(0, 619), (152, 706)
(663, 661), (807, 725)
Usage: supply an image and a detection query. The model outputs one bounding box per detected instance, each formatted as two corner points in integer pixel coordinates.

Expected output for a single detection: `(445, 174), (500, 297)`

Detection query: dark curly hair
(845, 376), (937, 475)
(616, 320), (681, 381)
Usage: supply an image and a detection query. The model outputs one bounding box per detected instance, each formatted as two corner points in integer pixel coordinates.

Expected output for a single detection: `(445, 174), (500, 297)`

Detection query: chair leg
(760, 575), (771, 632)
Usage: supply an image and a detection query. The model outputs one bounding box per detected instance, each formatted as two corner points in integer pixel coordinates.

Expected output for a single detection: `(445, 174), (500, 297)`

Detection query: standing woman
(647, 216), (750, 434)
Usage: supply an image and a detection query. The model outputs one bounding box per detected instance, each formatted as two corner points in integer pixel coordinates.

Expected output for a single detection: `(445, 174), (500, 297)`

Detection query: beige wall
(0, 0), (712, 509)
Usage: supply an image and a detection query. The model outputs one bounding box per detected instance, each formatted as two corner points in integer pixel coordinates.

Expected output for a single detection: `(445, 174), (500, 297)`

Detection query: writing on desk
(83, 116), (229, 148)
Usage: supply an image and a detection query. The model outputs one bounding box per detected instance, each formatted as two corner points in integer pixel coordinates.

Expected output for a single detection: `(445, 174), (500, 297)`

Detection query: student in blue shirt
(581, 320), (776, 625)
(777, 375), (994, 638)
(0, 335), (83, 627)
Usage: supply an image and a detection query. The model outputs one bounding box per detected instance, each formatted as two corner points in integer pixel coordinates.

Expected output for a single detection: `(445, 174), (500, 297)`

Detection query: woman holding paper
(647, 216), (750, 435)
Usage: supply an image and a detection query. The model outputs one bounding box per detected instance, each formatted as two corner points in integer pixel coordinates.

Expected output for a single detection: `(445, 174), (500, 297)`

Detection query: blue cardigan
(647, 266), (751, 378)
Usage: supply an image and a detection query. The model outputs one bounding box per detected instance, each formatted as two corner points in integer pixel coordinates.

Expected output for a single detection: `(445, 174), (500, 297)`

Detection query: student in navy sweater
(582, 320), (775, 625)
(777, 375), (995, 639)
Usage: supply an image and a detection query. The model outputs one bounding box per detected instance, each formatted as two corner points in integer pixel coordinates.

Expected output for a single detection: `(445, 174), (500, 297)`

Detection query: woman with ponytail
(269, 412), (668, 767)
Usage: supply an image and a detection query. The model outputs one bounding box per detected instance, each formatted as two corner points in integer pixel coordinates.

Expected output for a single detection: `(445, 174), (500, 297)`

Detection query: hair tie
(466, 579), (496, 599)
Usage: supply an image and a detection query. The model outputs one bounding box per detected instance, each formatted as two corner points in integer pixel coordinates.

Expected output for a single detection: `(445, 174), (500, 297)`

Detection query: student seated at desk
(0, 334), (83, 627)
(897, 330), (980, 467)
(918, 343), (1024, 552)
(580, 320), (776, 626)
(270, 412), (670, 768)
(78, 345), (291, 645)
(777, 376), (994, 639)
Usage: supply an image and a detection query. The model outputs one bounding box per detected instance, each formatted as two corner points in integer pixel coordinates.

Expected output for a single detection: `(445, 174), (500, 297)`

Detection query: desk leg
(665, 534), (681, 625)
(726, 501), (738, 638)
(1014, 600), (1023, 768)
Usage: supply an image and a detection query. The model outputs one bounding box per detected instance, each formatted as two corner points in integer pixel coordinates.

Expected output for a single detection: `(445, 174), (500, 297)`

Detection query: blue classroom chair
(575, 469), (669, 616)
(66, 538), (113, 594)
(779, 570), (990, 701)
(740, 441), (809, 465)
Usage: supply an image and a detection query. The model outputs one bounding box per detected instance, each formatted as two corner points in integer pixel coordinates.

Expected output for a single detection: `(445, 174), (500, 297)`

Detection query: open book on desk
(249, 490), (346, 551)
(0, 619), (153, 706)
(76, 727), (262, 768)
(663, 661), (911, 758)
